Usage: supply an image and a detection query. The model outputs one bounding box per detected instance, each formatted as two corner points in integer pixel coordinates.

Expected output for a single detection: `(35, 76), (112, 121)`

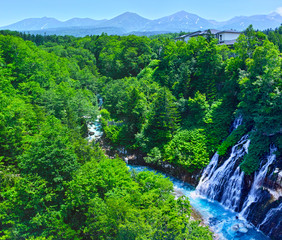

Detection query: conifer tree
(142, 87), (179, 151)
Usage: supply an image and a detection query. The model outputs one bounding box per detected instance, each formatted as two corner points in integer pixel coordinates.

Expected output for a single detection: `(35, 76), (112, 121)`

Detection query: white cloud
(276, 7), (282, 16)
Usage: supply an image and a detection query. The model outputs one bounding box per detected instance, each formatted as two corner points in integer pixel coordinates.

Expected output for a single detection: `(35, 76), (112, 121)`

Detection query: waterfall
(232, 115), (243, 130)
(197, 152), (219, 189)
(129, 164), (270, 240)
(87, 115), (103, 142)
(196, 135), (249, 211)
(98, 97), (103, 108)
(195, 114), (280, 239)
(220, 166), (245, 211)
(240, 145), (277, 218)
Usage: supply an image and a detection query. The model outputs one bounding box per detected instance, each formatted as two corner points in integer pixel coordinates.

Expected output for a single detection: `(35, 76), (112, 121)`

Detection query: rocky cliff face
(196, 138), (282, 240)
(248, 157), (282, 239)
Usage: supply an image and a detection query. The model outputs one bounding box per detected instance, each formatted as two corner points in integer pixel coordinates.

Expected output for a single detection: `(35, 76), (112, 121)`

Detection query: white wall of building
(184, 36), (191, 42)
(219, 32), (241, 41)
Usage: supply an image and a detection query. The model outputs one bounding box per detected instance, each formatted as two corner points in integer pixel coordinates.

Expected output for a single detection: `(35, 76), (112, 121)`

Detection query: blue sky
(1, 0), (282, 26)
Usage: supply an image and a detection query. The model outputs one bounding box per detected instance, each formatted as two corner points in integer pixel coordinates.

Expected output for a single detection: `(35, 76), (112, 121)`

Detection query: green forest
(0, 25), (281, 239)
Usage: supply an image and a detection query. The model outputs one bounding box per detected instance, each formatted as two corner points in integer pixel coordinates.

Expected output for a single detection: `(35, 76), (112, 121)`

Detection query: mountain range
(1, 11), (281, 36)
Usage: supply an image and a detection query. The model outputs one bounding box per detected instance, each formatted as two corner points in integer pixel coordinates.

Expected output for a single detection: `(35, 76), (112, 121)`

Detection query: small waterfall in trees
(231, 115), (243, 130)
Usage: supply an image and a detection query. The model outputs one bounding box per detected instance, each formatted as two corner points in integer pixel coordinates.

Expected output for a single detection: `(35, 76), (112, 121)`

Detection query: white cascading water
(196, 135), (250, 211)
(197, 152), (219, 189)
(221, 166), (245, 211)
(98, 96), (103, 108)
(195, 116), (281, 238)
(87, 115), (103, 142)
(231, 115), (243, 130)
(239, 145), (277, 218)
(196, 116), (248, 211)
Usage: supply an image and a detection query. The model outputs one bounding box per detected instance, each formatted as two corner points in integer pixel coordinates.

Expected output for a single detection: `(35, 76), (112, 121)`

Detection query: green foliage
(204, 99), (236, 155)
(266, 25), (282, 51)
(183, 91), (209, 127)
(18, 116), (79, 187)
(144, 147), (163, 165)
(238, 40), (282, 136)
(100, 108), (111, 120)
(103, 123), (126, 147)
(153, 37), (225, 100)
(140, 87), (180, 152)
(1, 27), (281, 238)
(164, 129), (209, 172)
(65, 158), (212, 239)
(240, 132), (271, 175)
(0, 93), (38, 164)
(234, 25), (266, 63)
(274, 134), (282, 158)
(218, 125), (247, 156)
(95, 35), (152, 79)
(0, 175), (67, 239)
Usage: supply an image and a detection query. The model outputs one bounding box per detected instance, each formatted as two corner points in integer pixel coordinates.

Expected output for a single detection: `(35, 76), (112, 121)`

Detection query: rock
(238, 223), (244, 228)
(245, 223), (253, 229)
(277, 170), (282, 185)
(232, 224), (239, 231)
(239, 227), (248, 233)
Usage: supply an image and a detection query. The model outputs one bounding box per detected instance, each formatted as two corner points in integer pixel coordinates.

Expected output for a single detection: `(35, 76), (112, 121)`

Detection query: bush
(144, 147), (162, 165)
(218, 124), (247, 156)
(240, 131), (271, 175)
(100, 108), (111, 120)
(164, 129), (209, 172)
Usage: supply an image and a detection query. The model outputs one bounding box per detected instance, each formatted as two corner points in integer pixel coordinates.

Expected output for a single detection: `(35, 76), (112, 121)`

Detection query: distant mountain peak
(0, 11), (281, 34)
(165, 11), (193, 18)
(104, 12), (150, 32)
(174, 10), (190, 15)
(111, 11), (148, 20)
(269, 11), (281, 17)
(122, 11), (140, 15)
(274, 7), (282, 16)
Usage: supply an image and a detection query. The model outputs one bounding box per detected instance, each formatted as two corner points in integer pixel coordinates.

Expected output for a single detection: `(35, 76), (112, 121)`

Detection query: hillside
(0, 26), (281, 239)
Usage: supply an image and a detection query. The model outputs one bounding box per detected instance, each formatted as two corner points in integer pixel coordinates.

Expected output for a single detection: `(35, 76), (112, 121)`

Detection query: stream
(128, 165), (270, 240)
(87, 113), (271, 240)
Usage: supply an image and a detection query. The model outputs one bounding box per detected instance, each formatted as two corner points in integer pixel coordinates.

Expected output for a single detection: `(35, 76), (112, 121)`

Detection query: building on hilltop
(216, 30), (242, 45)
(175, 29), (241, 45)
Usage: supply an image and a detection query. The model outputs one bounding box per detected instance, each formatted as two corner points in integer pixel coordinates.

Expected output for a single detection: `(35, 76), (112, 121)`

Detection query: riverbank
(98, 136), (203, 186)
(90, 126), (270, 240)
(189, 207), (221, 240)
(97, 139), (229, 239)
(97, 138), (217, 235)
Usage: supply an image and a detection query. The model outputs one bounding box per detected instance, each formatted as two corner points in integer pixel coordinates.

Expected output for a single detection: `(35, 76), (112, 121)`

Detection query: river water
(88, 115), (270, 239)
(128, 165), (270, 240)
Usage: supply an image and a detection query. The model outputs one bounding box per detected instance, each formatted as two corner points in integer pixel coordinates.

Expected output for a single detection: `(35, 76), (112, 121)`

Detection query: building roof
(204, 29), (221, 35)
(216, 30), (242, 34)
(175, 29), (242, 43)
(175, 33), (191, 39)
(188, 29), (221, 37)
(186, 30), (202, 37)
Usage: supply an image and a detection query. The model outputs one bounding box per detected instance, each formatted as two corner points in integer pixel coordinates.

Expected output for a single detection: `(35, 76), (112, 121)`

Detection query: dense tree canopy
(0, 25), (281, 239)
(0, 32), (214, 239)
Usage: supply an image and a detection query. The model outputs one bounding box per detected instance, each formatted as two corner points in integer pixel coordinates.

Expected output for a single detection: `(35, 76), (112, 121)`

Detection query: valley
(0, 23), (281, 239)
